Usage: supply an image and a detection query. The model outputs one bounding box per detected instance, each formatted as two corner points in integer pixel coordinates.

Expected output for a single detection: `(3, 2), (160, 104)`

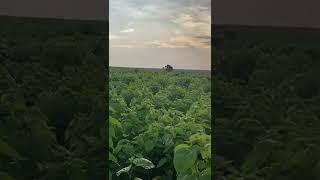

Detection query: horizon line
(110, 66), (211, 71)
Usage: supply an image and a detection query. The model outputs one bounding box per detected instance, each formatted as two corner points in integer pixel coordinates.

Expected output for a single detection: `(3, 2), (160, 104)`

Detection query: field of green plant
(0, 18), (107, 180)
(213, 35), (320, 179)
(109, 68), (212, 180)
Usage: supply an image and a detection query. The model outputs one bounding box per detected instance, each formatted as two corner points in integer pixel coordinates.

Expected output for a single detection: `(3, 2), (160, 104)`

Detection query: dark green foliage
(0, 20), (107, 180)
(213, 38), (320, 179)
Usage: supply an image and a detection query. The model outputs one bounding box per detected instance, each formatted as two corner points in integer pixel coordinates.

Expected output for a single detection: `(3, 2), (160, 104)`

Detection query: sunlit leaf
(174, 144), (190, 153)
(133, 158), (155, 169)
(116, 165), (132, 176)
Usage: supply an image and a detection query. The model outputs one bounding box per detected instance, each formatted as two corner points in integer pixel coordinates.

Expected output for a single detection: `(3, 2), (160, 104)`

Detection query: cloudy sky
(109, 0), (211, 70)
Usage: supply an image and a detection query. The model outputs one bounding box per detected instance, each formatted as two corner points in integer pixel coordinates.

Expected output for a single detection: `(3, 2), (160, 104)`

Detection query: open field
(109, 68), (211, 179)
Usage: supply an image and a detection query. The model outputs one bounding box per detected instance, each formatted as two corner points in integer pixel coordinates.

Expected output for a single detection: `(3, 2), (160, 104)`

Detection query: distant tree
(163, 64), (173, 72)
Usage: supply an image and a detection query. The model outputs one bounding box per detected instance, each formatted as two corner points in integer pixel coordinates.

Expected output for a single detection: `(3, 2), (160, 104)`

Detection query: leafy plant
(109, 68), (211, 179)
(116, 157), (155, 179)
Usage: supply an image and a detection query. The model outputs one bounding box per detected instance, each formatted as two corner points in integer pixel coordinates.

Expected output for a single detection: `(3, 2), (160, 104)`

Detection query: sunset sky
(109, 0), (211, 70)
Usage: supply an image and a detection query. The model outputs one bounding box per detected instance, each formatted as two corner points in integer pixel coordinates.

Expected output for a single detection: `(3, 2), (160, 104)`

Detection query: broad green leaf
(174, 144), (190, 153)
(144, 140), (155, 153)
(177, 174), (195, 180)
(109, 152), (118, 164)
(116, 165), (132, 176)
(134, 178), (143, 180)
(133, 158), (155, 169)
(189, 134), (201, 143)
(114, 139), (130, 154)
(174, 147), (197, 174)
(0, 138), (21, 159)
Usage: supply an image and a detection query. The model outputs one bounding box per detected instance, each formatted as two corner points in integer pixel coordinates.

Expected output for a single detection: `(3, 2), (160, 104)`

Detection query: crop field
(109, 68), (212, 180)
(0, 17), (107, 180)
(213, 33), (320, 179)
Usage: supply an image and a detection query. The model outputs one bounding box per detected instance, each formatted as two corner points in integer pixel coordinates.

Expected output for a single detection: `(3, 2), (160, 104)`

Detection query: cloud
(111, 43), (146, 48)
(149, 35), (210, 49)
(109, 27), (135, 40)
(167, 7), (211, 48)
(109, 34), (119, 40)
(128, 9), (147, 18)
(120, 28), (135, 33)
(110, 0), (211, 49)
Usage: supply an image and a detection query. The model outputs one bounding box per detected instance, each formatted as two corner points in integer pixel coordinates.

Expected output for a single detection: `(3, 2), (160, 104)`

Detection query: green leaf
(189, 134), (201, 143)
(109, 106), (115, 113)
(109, 171), (112, 180)
(110, 117), (122, 128)
(109, 137), (114, 150)
(199, 175), (211, 180)
(134, 178), (143, 180)
(109, 152), (118, 164)
(174, 147), (197, 174)
(157, 158), (168, 168)
(132, 158), (155, 169)
(116, 165), (132, 176)
(201, 167), (211, 176)
(0, 138), (21, 159)
(0, 172), (16, 180)
(144, 140), (155, 153)
(200, 145), (211, 160)
(109, 127), (116, 138)
(174, 144), (190, 153)
(177, 174), (195, 180)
